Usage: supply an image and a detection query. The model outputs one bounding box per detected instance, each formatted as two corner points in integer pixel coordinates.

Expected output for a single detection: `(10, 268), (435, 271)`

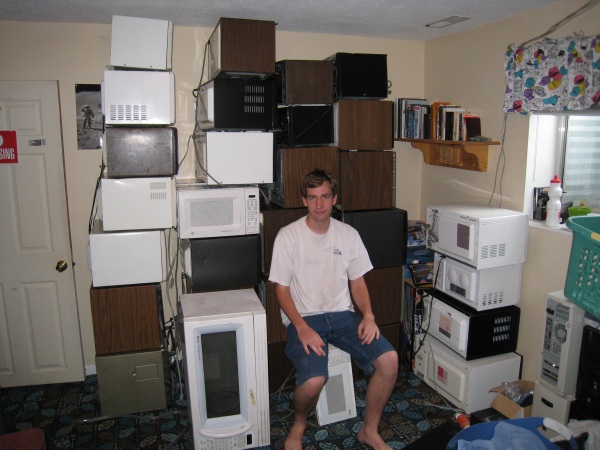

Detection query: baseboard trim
(85, 365), (97, 376)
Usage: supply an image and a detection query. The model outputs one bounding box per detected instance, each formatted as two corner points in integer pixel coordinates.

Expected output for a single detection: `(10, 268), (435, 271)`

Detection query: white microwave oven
(88, 220), (166, 287)
(177, 185), (260, 239)
(110, 15), (173, 70)
(434, 253), (522, 311)
(180, 289), (270, 450)
(413, 333), (521, 414)
(100, 177), (176, 231)
(426, 203), (528, 269)
(195, 131), (274, 185)
(102, 70), (175, 125)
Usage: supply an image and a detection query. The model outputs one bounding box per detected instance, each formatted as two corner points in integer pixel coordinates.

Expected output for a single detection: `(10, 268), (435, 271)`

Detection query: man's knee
(374, 350), (399, 375)
(299, 375), (326, 398)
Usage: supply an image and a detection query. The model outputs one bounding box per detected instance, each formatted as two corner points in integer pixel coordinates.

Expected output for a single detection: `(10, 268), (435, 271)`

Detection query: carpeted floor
(0, 371), (459, 449)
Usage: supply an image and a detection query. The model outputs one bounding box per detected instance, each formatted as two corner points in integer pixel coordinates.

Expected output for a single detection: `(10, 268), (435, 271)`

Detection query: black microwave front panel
(276, 105), (334, 147)
(188, 235), (261, 292)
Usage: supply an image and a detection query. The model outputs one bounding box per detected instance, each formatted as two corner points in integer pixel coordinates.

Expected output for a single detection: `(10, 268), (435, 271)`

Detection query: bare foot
(284, 420), (306, 450)
(357, 428), (392, 450)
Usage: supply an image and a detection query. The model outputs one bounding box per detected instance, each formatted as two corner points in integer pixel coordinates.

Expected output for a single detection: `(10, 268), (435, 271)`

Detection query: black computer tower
(572, 325), (600, 420)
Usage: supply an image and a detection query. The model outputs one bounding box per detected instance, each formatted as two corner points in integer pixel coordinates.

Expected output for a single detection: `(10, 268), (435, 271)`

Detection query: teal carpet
(1, 371), (458, 449)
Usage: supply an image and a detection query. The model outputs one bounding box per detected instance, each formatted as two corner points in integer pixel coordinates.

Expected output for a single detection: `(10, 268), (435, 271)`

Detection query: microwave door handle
(200, 422), (252, 439)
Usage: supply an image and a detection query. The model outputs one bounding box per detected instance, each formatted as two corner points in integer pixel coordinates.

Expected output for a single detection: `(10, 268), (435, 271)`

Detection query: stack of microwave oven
(178, 17), (277, 294)
(87, 15), (177, 416)
(179, 18), (276, 450)
(412, 203), (528, 414)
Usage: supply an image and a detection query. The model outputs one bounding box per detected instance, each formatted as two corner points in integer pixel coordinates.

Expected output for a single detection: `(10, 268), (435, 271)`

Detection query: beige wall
(420, 0), (599, 379)
(0, 21), (424, 369)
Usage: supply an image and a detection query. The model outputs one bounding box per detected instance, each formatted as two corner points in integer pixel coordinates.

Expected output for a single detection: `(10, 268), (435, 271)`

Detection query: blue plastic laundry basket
(446, 417), (576, 450)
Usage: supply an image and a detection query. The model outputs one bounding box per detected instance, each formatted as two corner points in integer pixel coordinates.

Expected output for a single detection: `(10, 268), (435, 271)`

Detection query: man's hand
(357, 314), (380, 345)
(296, 323), (326, 356)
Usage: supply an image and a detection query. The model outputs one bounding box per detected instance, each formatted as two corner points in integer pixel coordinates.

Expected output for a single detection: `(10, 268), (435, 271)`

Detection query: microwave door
(437, 217), (476, 263)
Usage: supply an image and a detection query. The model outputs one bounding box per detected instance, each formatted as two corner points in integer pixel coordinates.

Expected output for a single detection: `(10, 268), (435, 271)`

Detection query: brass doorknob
(56, 260), (68, 272)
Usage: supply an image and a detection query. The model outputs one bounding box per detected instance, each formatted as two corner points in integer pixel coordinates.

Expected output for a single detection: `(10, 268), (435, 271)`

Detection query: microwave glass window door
(198, 330), (241, 419)
(439, 217), (475, 262)
(191, 198), (234, 228)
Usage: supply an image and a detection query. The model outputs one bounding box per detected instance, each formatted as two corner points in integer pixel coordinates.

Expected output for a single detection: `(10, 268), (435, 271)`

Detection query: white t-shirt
(268, 216), (373, 327)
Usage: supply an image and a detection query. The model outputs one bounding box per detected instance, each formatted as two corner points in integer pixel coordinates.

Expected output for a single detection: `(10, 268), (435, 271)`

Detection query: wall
(0, 21), (424, 369)
(421, 0), (599, 379)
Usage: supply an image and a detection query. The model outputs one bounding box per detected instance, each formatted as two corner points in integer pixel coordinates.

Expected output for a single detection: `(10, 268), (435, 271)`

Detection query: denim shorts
(284, 311), (395, 386)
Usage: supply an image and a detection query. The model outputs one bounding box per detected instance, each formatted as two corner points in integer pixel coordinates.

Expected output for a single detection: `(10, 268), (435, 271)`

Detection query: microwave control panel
(246, 190), (260, 234)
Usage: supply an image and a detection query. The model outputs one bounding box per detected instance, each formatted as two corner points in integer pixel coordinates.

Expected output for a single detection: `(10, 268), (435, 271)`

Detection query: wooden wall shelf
(396, 138), (500, 172)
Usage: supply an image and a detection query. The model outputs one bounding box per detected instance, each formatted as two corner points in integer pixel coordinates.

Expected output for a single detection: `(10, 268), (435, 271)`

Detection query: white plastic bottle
(545, 175), (562, 227)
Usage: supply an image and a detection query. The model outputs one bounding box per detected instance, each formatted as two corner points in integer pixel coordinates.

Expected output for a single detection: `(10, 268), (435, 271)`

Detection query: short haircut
(301, 168), (337, 198)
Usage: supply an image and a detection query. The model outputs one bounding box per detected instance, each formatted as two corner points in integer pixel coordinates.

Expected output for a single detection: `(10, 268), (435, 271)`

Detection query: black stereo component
(342, 208), (407, 269)
(106, 127), (178, 178)
(196, 77), (276, 131)
(327, 53), (388, 100)
(277, 105), (334, 147)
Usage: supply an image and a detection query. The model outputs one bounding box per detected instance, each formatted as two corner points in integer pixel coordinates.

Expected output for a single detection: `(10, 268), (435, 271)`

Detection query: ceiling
(2, 0), (563, 41)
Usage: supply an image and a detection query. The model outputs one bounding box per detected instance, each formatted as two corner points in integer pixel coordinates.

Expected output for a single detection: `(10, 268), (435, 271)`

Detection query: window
(525, 112), (600, 220)
(562, 115), (600, 212)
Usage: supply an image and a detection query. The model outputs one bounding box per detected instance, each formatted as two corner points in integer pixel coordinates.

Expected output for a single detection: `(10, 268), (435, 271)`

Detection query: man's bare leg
(285, 376), (326, 450)
(357, 351), (398, 450)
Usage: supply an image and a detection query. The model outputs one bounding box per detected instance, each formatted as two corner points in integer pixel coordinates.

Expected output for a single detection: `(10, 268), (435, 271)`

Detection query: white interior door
(0, 80), (84, 387)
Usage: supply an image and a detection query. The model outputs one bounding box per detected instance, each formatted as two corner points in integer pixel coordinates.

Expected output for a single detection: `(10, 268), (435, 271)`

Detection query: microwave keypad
(247, 197), (259, 227)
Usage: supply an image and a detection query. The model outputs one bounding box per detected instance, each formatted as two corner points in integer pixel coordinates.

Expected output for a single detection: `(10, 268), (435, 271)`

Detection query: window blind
(562, 115), (600, 212)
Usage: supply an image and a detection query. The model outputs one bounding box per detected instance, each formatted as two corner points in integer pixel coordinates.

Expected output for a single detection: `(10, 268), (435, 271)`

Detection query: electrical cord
(87, 161), (105, 234)
(518, 0), (600, 49)
(488, 113), (508, 208)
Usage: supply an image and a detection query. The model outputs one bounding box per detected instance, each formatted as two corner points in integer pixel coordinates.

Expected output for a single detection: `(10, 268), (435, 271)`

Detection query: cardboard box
(489, 380), (535, 419)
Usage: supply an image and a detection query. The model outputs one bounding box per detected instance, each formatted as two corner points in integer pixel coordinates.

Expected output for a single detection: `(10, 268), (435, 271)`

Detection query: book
(400, 98), (428, 138)
(443, 106), (464, 140)
(463, 114), (482, 140)
(408, 262), (434, 288)
(430, 101), (450, 140)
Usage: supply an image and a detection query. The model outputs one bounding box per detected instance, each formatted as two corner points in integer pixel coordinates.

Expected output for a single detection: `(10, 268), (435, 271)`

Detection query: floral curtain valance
(504, 34), (600, 114)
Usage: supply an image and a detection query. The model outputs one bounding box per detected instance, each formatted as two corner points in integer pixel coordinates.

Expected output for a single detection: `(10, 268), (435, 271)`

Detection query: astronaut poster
(75, 84), (103, 150)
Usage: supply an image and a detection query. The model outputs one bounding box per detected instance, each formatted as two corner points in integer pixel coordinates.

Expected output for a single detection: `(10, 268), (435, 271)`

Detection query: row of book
(394, 98), (482, 141)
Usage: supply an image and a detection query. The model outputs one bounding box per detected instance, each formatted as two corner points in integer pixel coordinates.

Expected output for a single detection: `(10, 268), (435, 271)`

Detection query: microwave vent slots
(109, 104), (148, 122)
(244, 84), (266, 115)
(480, 243), (507, 260)
(482, 290), (504, 306)
(492, 315), (514, 342)
(149, 181), (168, 201)
(191, 199), (234, 227)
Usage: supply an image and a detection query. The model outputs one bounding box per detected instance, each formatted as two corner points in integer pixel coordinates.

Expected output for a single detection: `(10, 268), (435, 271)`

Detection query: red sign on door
(0, 130), (18, 164)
